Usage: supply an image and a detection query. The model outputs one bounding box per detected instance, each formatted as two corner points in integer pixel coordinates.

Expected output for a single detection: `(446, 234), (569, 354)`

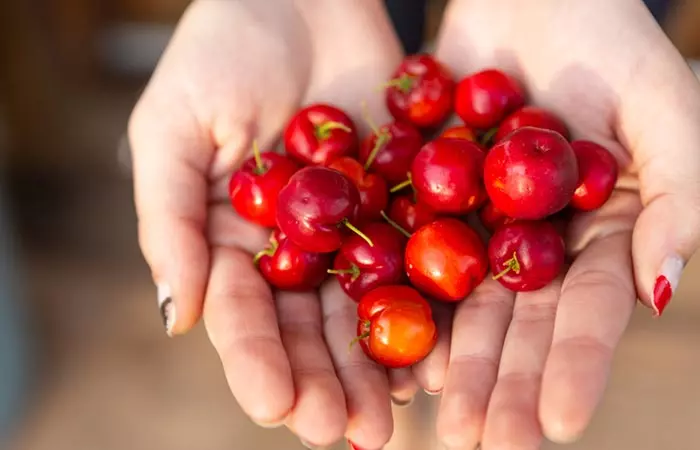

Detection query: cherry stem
(315, 121), (352, 140)
(348, 322), (371, 351)
(327, 264), (361, 281)
(360, 100), (380, 135)
(363, 131), (391, 171)
(480, 127), (499, 147)
(492, 251), (521, 280)
(380, 210), (411, 239)
(380, 73), (415, 93)
(342, 219), (374, 247)
(390, 173), (413, 193)
(252, 140), (266, 175)
(253, 235), (279, 266)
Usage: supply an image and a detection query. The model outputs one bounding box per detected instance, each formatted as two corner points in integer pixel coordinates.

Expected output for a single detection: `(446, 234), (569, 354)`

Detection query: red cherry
(358, 121), (423, 184)
(255, 229), (331, 290)
(330, 222), (406, 302)
(478, 199), (516, 233)
(405, 218), (488, 302)
(384, 54), (454, 128)
(387, 195), (437, 234)
(440, 125), (478, 142)
(488, 221), (565, 292)
(455, 69), (525, 129)
(228, 143), (299, 227)
(570, 140), (619, 211)
(495, 106), (569, 143)
(284, 103), (358, 166)
(355, 285), (437, 368)
(484, 127), (579, 220)
(409, 138), (486, 214)
(276, 166), (369, 253)
(328, 157), (389, 224)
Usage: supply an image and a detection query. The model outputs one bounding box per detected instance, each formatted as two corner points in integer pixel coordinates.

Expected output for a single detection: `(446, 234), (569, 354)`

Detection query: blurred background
(1, 1), (699, 449)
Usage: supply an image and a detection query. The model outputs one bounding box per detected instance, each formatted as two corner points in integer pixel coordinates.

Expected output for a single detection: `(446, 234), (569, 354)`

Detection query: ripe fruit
(478, 200), (516, 233)
(328, 157), (388, 224)
(356, 285), (437, 368)
(488, 221), (565, 292)
(495, 106), (569, 143)
(440, 125), (478, 142)
(359, 121), (423, 184)
(387, 195), (437, 234)
(284, 103), (357, 166)
(570, 140), (619, 211)
(455, 69), (525, 129)
(228, 143), (299, 228)
(276, 166), (369, 253)
(409, 138), (486, 214)
(384, 54), (454, 128)
(255, 229), (331, 290)
(405, 218), (488, 302)
(484, 126), (578, 220)
(330, 222), (406, 302)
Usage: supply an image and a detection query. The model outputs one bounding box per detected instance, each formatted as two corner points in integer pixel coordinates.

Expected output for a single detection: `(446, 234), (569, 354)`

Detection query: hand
(434, 0), (700, 448)
(127, 1), (433, 448)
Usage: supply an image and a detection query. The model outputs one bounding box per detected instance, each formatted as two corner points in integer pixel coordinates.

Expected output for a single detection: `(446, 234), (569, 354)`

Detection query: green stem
(253, 234), (279, 265)
(327, 264), (361, 281)
(360, 100), (380, 135)
(492, 251), (521, 280)
(480, 127), (499, 148)
(380, 210), (412, 239)
(380, 73), (416, 94)
(390, 175), (413, 194)
(252, 140), (266, 175)
(363, 131), (391, 171)
(315, 121), (352, 140)
(342, 219), (374, 247)
(348, 321), (371, 351)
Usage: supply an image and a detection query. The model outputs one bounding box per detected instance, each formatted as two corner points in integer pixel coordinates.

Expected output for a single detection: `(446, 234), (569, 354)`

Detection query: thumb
(627, 63), (700, 316)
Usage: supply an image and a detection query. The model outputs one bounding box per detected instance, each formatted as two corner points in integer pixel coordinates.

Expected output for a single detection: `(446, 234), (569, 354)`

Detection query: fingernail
(424, 388), (443, 396)
(301, 440), (328, 449)
(391, 395), (414, 407)
(157, 283), (176, 336)
(652, 255), (684, 317)
(254, 418), (285, 429)
(347, 441), (373, 450)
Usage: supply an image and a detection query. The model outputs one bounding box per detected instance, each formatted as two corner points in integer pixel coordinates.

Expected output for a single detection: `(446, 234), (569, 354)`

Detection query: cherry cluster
(228, 54), (619, 370)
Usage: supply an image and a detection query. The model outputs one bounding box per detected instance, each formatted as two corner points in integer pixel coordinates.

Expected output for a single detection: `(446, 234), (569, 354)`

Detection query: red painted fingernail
(347, 441), (369, 450)
(652, 255), (684, 317)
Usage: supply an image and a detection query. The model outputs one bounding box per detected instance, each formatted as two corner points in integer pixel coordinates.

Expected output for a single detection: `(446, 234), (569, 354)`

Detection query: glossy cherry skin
(328, 157), (389, 224)
(488, 221), (565, 292)
(385, 54), (454, 129)
(455, 69), (525, 129)
(388, 195), (438, 234)
(332, 222), (406, 302)
(228, 152), (299, 227)
(276, 166), (361, 253)
(359, 121), (423, 184)
(570, 140), (619, 211)
(356, 285), (437, 368)
(440, 125), (478, 142)
(495, 106), (569, 143)
(256, 229), (331, 290)
(411, 138), (486, 214)
(405, 218), (488, 302)
(478, 199), (516, 233)
(484, 126), (579, 220)
(284, 103), (358, 166)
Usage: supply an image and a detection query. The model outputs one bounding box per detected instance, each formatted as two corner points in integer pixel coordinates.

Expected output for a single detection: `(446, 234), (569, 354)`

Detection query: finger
(539, 232), (635, 443)
(202, 246), (294, 426)
(436, 279), (514, 450)
(388, 368), (419, 407)
(411, 301), (454, 394)
(481, 278), (562, 450)
(320, 281), (394, 450)
(274, 290), (347, 447)
(207, 203), (269, 255)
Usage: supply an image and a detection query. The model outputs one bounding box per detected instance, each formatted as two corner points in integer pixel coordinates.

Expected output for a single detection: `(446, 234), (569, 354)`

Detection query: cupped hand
(434, 0), (700, 448)
(127, 1), (436, 448)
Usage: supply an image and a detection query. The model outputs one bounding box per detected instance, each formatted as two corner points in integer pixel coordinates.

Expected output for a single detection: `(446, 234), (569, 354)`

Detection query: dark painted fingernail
(391, 395), (414, 407)
(652, 255), (684, 317)
(157, 283), (176, 336)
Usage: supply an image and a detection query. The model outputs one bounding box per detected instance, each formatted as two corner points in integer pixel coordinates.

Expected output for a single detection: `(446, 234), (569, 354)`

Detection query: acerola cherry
(455, 69), (525, 129)
(409, 138), (486, 214)
(478, 199), (516, 233)
(484, 126), (579, 220)
(228, 142), (298, 228)
(440, 125), (478, 142)
(276, 166), (370, 253)
(384, 54), (454, 128)
(488, 221), (565, 292)
(255, 229), (331, 290)
(330, 222), (406, 302)
(405, 218), (488, 302)
(356, 285), (437, 368)
(570, 140), (619, 211)
(328, 157), (389, 224)
(358, 120), (423, 184)
(495, 106), (569, 143)
(387, 194), (437, 234)
(284, 103), (357, 166)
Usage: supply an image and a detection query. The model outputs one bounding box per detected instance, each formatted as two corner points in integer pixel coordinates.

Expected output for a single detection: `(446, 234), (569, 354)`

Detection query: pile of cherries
(228, 54), (618, 370)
